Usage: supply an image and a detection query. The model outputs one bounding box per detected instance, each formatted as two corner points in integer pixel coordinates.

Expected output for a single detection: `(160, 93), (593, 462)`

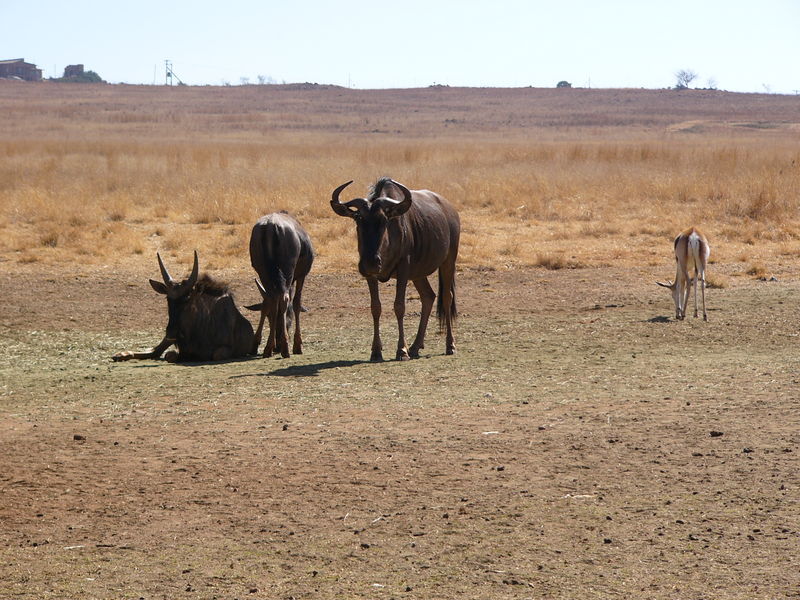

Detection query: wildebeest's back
(250, 212), (314, 295)
(405, 190), (460, 279)
(176, 286), (254, 361)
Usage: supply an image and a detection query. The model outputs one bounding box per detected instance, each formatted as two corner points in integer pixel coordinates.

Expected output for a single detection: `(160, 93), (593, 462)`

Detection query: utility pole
(165, 60), (183, 86)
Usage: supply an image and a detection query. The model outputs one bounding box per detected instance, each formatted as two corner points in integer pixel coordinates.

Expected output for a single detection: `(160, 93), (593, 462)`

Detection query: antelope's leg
(409, 277), (435, 358)
(394, 277), (410, 361)
(112, 336), (174, 361)
(368, 278), (383, 362)
(292, 276), (305, 355)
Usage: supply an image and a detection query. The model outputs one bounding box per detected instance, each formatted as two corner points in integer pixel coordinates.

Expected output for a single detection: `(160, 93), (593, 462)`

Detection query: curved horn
(186, 250), (199, 289)
(156, 252), (173, 285)
(656, 280), (675, 289)
(383, 179), (413, 217)
(331, 180), (355, 217)
(254, 277), (267, 298)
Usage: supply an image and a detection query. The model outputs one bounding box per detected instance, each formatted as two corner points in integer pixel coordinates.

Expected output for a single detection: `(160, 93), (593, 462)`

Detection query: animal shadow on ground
(126, 355), (263, 368)
(647, 315), (673, 323)
(231, 359), (367, 378)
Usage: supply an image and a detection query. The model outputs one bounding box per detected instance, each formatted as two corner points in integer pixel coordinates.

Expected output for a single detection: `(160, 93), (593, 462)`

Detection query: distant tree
(257, 74), (266, 85)
(674, 69), (698, 90)
(706, 77), (718, 90)
(556, 80), (572, 88)
(240, 76), (250, 86)
(53, 69), (105, 83)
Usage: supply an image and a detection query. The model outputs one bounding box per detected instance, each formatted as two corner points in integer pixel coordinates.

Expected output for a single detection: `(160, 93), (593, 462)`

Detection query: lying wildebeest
(112, 251), (255, 362)
(246, 211), (314, 358)
(331, 177), (460, 361)
(657, 226), (710, 321)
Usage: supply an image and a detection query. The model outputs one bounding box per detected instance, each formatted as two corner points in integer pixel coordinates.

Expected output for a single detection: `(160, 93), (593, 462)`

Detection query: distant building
(64, 64), (84, 78)
(0, 58), (43, 81)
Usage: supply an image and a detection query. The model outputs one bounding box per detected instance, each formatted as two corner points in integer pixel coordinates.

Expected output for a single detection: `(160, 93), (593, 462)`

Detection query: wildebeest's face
(331, 180), (412, 277)
(149, 251), (199, 339)
(246, 279), (295, 331)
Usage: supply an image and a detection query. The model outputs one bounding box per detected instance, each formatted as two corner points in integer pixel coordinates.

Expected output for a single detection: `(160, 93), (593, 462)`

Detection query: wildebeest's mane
(368, 176), (396, 201)
(194, 273), (230, 297)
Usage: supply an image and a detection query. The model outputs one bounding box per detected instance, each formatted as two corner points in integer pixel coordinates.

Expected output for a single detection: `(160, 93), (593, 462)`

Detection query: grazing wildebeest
(112, 251), (255, 362)
(246, 211), (314, 358)
(331, 177), (460, 361)
(657, 226), (710, 321)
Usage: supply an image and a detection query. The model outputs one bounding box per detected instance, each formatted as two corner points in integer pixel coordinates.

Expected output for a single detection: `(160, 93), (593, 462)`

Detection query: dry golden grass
(1, 82), (799, 276)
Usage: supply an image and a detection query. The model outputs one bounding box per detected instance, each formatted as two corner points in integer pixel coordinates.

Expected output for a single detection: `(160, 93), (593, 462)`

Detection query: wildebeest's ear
(149, 279), (169, 295)
(380, 198), (412, 219)
(243, 303), (263, 311)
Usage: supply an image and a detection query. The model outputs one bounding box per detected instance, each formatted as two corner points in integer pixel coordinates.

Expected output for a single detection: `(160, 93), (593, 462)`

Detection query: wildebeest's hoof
(111, 351), (134, 362)
(409, 347), (421, 359)
(370, 351), (384, 362)
(397, 350), (411, 361)
(446, 346), (456, 356)
(164, 350), (179, 363)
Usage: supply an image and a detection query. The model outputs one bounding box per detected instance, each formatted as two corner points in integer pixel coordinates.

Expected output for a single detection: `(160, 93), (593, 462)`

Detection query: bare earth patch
(1, 263), (798, 599)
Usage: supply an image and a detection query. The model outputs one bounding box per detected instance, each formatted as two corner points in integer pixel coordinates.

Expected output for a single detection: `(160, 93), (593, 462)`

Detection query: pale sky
(4, 0), (799, 93)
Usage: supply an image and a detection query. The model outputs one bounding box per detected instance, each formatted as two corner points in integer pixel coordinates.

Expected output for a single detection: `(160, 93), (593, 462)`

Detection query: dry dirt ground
(1, 261), (798, 600)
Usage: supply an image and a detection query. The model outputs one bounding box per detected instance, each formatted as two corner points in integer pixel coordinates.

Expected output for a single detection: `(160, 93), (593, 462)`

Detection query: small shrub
(745, 263), (768, 278)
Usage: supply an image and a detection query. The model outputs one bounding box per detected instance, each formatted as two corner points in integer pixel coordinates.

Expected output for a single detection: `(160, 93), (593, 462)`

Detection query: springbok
(657, 227), (710, 321)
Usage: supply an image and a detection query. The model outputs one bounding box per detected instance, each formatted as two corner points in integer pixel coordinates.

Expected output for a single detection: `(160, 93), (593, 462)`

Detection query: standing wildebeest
(247, 211), (314, 358)
(331, 177), (460, 361)
(112, 251), (255, 362)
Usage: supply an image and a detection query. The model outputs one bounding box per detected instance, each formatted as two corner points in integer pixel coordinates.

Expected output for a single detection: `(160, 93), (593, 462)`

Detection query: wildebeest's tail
(437, 271), (457, 329)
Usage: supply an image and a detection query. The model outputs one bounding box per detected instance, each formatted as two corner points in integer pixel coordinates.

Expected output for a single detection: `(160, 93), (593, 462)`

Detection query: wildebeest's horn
(156, 252), (173, 284)
(254, 277), (267, 297)
(331, 180), (354, 216)
(186, 250), (199, 289)
(390, 179), (413, 213)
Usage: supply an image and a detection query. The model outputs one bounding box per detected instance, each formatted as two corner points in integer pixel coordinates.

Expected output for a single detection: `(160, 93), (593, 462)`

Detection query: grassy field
(1, 82), (799, 599)
(1, 82), (799, 276)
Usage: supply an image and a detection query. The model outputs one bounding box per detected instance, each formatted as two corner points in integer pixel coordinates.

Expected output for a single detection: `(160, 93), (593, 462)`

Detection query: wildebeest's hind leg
(438, 259), (457, 356)
(409, 277), (435, 359)
(112, 336), (174, 361)
(292, 277), (306, 354)
(212, 346), (233, 361)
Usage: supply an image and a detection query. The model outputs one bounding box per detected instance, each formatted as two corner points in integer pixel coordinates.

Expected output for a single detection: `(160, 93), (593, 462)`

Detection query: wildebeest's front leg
(367, 277), (383, 362)
(275, 293), (291, 359)
(112, 335), (174, 361)
(252, 306), (268, 355)
(263, 300), (278, 357)
(394, 276), (411, 361)
(409, 277), (435, 358)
